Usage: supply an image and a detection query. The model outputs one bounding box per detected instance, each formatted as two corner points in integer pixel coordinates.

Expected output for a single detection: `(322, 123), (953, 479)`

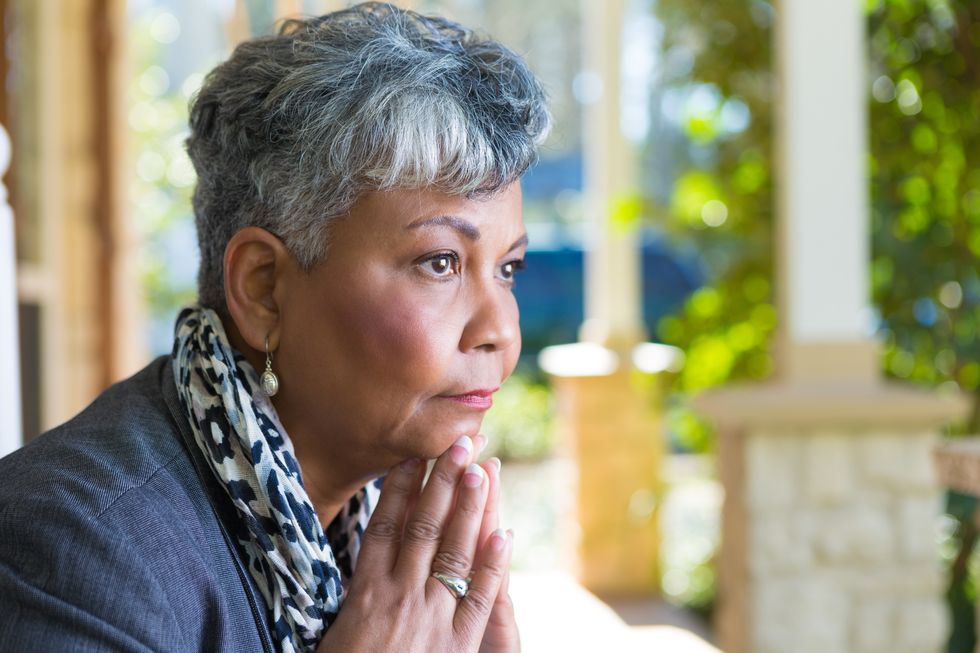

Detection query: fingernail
(489, 457), (501, 473)
(490, 528), (507, 552)
(399, 458), (420, 473)
(463, 463), (485, 488)
(450, 435), (472, 464)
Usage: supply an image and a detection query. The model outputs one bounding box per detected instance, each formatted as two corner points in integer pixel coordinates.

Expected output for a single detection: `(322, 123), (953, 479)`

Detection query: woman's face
(274, 182), (526, 471)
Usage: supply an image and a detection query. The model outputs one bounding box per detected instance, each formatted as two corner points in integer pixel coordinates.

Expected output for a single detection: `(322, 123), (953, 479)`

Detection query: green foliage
(481, 373), (556, 462)
(650, 0), (776, 400)
(659, 455), (720, 617)
(662, 546), (716, 617)
(664, 394), (713, 453)
(868, 0), (980, 418)
(130, 8), (202, 350)
(941, 492), (980, 653)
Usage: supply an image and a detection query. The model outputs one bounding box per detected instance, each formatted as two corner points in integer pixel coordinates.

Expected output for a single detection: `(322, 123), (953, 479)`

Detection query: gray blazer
(0, 356), (275, 652)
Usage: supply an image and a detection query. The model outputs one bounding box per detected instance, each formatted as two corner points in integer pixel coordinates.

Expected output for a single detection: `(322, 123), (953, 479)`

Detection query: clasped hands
(317, 435), (520, 653)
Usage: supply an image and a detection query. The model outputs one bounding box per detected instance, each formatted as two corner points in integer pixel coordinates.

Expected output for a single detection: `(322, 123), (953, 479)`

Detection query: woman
(0, 3), (550, 652)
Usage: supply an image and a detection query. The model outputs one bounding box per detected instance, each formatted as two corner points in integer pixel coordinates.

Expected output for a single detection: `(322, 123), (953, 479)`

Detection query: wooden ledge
(935, 439), (980, 496)
(539, 342), (684, 378)
(695, 381), (970, 431)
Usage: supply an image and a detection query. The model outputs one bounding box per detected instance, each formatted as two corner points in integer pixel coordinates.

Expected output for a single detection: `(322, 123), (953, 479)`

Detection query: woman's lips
(440, 388), (498, 410)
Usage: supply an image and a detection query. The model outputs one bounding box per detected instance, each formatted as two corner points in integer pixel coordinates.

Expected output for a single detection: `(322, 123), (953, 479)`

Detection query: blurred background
(1, 0), (978, 651)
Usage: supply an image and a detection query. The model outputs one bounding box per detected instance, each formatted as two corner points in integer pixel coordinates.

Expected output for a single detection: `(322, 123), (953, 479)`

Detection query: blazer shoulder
(0, 356), (186, 519)
(0, 487), (187, 652)
(0, 356), (273, 652)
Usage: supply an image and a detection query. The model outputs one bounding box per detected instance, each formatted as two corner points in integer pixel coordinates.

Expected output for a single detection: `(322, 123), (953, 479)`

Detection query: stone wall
(736, 428), (946, 653)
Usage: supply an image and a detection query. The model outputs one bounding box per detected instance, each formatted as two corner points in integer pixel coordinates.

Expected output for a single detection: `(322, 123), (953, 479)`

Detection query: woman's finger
(477, 458), (501, 551)
(447, 435), (485, 516)
(356, 457), (424, 576)
(499, 553), (511, 598)
(473, 434), (488, 458)
(396, 435), (472, 578)
(454, 528), (513, 641)
(478, 562), (520, 653)
(495, 545), (514, 619)
(427, 464), (489, 601)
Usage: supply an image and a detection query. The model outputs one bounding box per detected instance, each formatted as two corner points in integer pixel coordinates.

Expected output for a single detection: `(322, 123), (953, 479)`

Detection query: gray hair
(187, 1), (551, 312)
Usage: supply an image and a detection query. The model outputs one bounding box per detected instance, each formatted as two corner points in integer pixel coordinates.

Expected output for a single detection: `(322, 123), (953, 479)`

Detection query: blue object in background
(515, 232), (702, 356)
(515, 151), (703, 357)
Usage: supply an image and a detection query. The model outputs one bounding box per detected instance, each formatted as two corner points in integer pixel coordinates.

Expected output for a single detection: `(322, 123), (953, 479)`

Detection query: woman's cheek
(346, 290), (458, 385)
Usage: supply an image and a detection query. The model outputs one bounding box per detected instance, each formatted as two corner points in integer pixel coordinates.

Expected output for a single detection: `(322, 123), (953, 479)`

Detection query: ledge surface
(695, 381), (970, 431)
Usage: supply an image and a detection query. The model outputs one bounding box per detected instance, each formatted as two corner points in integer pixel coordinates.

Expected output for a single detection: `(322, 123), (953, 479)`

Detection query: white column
(578, 0), (645, 350)
(777, 0), (870, 342)
(778, 0), (869, 343)
(0, 125), (23, 456)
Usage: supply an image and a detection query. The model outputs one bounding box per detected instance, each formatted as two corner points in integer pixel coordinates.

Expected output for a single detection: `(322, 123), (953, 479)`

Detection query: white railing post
(0, 124), (22, 456)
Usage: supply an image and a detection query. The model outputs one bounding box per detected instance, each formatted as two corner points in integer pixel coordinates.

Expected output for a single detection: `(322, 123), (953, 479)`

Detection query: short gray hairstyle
(187, 1), (551, 311)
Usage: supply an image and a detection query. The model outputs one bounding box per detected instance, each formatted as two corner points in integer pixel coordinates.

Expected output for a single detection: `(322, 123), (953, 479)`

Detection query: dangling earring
(260, 335), (280, 397)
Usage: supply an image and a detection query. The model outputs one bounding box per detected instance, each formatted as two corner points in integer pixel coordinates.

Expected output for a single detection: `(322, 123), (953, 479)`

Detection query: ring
(432, 571), (470, 599)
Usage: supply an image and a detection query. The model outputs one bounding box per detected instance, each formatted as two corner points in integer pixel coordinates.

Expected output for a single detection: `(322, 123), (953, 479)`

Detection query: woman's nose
(459, 282), (519, 353)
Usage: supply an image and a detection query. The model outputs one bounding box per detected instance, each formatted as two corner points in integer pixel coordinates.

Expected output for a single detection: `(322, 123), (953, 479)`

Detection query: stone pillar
(702, 388), (966, 653)
(538, 0), (675, 596)
(694, 0), (972, 651)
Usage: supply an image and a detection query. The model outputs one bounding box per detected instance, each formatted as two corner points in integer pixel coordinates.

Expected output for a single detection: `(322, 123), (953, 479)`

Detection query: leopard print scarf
(172, 305), (380, 652)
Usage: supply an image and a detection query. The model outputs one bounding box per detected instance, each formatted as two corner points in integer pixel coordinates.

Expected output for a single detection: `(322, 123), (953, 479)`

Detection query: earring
(260, 335), (279, 397)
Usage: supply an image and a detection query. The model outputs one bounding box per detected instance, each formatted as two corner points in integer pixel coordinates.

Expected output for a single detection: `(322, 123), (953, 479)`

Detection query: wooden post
(23, 0), (139, 429)
(538, 0), (675, 597)
(579, 0), (645, 351)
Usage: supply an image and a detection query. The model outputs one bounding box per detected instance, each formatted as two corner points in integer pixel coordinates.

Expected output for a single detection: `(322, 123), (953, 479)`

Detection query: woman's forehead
(350, 184), (523, 231)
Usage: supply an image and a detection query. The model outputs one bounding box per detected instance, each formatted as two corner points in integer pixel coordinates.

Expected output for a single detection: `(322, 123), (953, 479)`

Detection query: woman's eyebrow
(406, 216), (528, 252)
(406, 215), (481, 240)
(508, 234), (529, 252)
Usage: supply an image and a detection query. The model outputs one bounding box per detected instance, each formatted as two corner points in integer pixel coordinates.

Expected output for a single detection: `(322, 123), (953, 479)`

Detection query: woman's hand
(475, 456), (521, 653)
(316, 436), (514, 653)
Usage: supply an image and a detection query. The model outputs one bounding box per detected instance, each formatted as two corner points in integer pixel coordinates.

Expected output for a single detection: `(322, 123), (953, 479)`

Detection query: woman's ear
(223, 226), (291, 353)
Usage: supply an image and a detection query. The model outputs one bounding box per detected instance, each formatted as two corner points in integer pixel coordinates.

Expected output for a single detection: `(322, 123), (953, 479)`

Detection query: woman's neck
(290, 441), (377, 527)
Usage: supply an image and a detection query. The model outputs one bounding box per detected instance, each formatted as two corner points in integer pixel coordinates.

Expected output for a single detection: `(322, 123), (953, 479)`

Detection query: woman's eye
(498, 259), (527, 282)
(421, 254), (458, 277)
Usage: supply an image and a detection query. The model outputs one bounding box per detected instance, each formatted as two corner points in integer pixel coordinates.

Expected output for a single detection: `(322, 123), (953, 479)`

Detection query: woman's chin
(411, 418), (487, 461)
